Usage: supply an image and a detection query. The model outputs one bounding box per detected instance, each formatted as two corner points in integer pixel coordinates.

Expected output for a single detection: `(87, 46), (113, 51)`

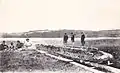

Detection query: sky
(0, 0), (120, 33)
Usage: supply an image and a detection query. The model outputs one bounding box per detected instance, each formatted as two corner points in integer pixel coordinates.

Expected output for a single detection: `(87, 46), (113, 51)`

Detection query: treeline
(2, 29), (120, 38)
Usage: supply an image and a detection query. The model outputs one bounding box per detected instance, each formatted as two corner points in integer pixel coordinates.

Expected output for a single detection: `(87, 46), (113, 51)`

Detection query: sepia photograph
(0, 0), (120, 73)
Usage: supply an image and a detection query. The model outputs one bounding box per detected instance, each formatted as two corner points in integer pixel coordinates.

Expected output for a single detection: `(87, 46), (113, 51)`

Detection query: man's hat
(2, 40), (5, 43)
(26, 38), (29, 40)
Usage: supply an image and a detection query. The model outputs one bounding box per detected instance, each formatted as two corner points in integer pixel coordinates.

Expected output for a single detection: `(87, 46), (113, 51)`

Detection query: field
(0, 37), (120, 72)
(85, 39), (120, 69)
(0, 50), (93, 73)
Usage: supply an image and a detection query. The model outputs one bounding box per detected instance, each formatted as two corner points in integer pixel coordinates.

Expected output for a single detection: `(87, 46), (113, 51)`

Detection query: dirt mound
(36, 44), (113, 63)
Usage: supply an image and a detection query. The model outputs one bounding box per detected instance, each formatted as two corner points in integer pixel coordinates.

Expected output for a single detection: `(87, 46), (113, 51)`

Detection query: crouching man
(0, 41), (8, 51)
(16, 40), (23, 49)
(23, 38), (35, 50)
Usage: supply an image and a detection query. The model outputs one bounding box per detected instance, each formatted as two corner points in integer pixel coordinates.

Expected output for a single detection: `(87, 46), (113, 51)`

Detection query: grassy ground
(0, 50), (93, 73)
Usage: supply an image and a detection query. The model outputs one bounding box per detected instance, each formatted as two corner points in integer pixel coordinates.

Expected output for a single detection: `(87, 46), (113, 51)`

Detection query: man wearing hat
(24, 38), (32, 48)
(0, 41), (8, 51)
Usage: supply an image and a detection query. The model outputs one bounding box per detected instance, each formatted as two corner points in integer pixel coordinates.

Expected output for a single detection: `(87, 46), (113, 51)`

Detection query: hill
(2, 29), (120, 38)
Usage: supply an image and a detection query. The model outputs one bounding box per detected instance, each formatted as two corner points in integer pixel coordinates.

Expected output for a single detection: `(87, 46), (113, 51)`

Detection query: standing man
(81, 32), (85, 46)
(70, 32), (75, 46)
(63, 33), (68, 44)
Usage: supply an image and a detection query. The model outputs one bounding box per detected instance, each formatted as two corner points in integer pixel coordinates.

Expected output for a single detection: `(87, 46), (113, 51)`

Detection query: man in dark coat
(63, 33), (68, 44)
(0, 41), (8, 51)
(70, 32), (76, 47)
(16, 40), (23, 49)
(71, 32), (75, 43)
(81, 32), (85, 46)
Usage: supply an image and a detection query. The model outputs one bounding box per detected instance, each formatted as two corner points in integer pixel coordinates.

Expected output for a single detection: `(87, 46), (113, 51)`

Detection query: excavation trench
(36, 44), (120, 73)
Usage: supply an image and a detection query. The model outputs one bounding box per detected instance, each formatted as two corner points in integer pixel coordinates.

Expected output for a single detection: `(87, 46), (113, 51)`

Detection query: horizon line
(2, 28), (120, 34)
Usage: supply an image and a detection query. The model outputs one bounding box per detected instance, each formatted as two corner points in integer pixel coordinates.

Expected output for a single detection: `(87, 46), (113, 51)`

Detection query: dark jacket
(81, 34), (85, 42)
(71, 34), (75, 42)
(0, 44), (8, 51)
(64, 35), (68, 41)
(16, 43), (23, 49)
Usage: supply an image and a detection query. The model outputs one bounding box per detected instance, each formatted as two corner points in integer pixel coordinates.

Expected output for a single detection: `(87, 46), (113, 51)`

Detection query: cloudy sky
(0, 0), (120, 33)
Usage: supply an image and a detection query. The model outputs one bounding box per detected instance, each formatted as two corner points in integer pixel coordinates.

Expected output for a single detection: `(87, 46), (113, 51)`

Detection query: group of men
(0, 38), (33, 51)
(63, 32), (85, 46)
(0, 32), (85, 51)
